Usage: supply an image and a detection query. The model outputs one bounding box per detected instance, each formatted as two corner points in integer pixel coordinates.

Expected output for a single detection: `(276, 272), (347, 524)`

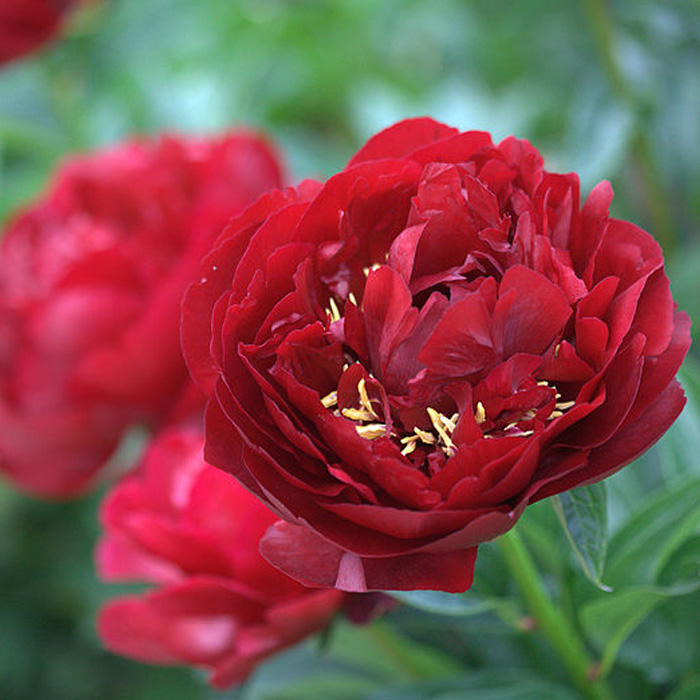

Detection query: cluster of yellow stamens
(321, 378), (389, 440)
(320, 376), (460, 457)
(399, 408), (459, 457)
(320, 372), (578, 460)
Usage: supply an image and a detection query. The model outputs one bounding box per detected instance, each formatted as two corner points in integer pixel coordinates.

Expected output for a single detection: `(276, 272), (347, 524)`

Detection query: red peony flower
(182, 117), (690, 593)
(0, 0), (84, 65)
(96, 426), (345, 688)
(0, 132), (283, 497)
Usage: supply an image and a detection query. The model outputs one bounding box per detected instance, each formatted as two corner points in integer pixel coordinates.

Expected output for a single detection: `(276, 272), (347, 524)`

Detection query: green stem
(498, 529), (616, 700)
(581, 0), (676, 255)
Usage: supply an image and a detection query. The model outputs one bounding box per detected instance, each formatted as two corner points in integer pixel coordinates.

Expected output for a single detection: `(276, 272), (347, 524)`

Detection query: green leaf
(604, 476), (700, 588)
(658, 535), (700, 587)
(389, 590), (502, 617)
(551, 483), (610, 590)
(580, 583), (700, 677)
(666, 677), (700, 700)
(367, 669), (579, 700)
(259, 674), (378, 700)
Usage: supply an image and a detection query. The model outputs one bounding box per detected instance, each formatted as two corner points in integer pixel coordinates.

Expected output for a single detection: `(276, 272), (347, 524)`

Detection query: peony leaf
(363, 669), (579, 700)
(604, 476), (700, 589)
(580, 583), (700, 678)
(552, 483), (611, 591)
(666, 677), (700, 700)
(657, 535), (700, 588)
(388, 590), (506, 617)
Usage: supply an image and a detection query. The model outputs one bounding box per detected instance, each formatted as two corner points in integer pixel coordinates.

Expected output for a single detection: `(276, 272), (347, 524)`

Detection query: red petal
(260, 520), (478, 592)
(492, 265), (571, 357)
(347, 118), (458, 166)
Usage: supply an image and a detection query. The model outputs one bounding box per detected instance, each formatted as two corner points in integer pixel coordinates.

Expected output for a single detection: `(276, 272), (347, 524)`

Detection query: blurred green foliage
(1, 1), (699, 699)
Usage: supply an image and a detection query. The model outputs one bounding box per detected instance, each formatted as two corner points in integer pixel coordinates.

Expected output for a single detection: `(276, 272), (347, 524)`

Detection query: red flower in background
(0, 132), (283, 497)
(0, 0), (84, 65)
(182, 118), (690, 593)
(97, 427), (345, 688)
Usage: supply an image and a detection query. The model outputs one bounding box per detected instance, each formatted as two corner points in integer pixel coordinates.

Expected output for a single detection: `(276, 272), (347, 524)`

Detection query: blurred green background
(1, 1), (699, 699)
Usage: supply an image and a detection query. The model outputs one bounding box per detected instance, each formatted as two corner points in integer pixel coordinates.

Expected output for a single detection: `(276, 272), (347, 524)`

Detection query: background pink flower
(96, 426), (345, 688)
(0, 132), (283, 497)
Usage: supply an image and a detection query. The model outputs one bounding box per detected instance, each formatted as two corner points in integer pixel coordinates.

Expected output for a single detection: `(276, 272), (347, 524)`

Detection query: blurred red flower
(182, 117), (690, 593)
(0, 0), (85, 65)
(96, 426), (345, 688)
(0, 132), (283, 497)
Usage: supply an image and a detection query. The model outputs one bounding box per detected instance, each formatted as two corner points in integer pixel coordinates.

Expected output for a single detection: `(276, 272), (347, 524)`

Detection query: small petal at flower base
(182, 117), (690, 593)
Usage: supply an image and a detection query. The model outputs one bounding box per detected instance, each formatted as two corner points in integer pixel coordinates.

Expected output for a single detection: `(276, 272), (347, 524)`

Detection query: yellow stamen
(342, 407), (375, 422)
(555, 400), (576, 410)
(348, 292), (358, 306)
(427, 407), (456, 451)
(548, 410), (563, 419)
(400, 437), (418, 456)
(355, 423), (387, 439)
(413, 427), (436, 444)
(362, 262), (382, 277)
(357, 378), (378, 418)
(327, 297), (341, 323)
(475, 402), (486, 424)
(321, 390), (338, 408)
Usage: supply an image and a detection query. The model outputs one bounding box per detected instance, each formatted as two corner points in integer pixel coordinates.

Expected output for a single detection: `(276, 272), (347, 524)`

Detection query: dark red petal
(182, 187), (310, 393)
(496, 136), (544, 193)
(531, 379), (686, 502)
(629, 269), (675, 356)
(260, 520), (478, 592)
(558, 334), (645, 450)
(347, 118), (459, 166)
(625, 311), (691, 425)
(408, 130), (494, 168)
(419, 289), (495, 378)
(592, 218), (663, 291)
(573, 180), (613, 279)
(363, 266), (418, 382)
(293, 160), (421, 265)
(442, 437), (540, 508)
(492, 265), (571, 357)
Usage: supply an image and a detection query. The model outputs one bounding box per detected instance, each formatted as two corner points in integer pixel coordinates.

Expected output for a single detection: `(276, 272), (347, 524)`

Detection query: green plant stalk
(581, 0), (676, 255)
(498, 529), (616, 700)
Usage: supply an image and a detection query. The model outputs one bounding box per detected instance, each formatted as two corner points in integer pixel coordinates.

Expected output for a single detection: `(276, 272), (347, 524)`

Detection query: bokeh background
(1, 1), (699, 699)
